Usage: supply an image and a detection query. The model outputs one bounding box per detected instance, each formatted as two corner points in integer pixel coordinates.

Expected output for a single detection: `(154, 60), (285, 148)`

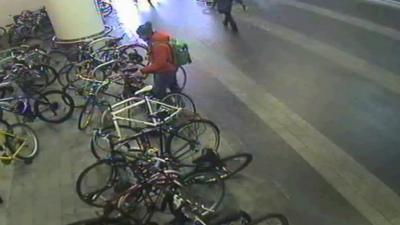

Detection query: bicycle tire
(100, 2), (113, 17)
(170, 171), (225, 217)
(62, 84), (87, 108)
(7, 123), (39, 161)
(161, 92), (196, 114)
(76, 158), (135, 207)
(0, 120), (10, 152)
(78, 98), (96, 131)
(0, 27), (6, 39)
(117, 188), (155, 224)
(90, 125), (141, 160)
(66, 65), (87, 90)
(76, 159), (120, 207)
(176, 66), (187, 92)
(47, 50), (69, 72)
(219, 153), (253, 180)
(120, 44), (149, 65)
(31, 64), (58, 86)
(34, 90), (75, 123)
(58, 63), (75, 88)
(7, 27), (19, 46)
(166, 119), (220, 165)
(19, 65), (49, 94)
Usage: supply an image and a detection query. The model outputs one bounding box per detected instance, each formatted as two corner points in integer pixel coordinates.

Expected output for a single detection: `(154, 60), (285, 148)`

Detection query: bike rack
(51, 25), (113, 45)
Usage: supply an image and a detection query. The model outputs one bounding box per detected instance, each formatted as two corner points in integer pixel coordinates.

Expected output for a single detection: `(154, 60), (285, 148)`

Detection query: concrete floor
(1, 0), (400, 224)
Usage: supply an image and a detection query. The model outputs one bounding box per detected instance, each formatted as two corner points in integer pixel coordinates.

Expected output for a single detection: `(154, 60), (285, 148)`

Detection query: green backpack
(169, 38), (192, 66)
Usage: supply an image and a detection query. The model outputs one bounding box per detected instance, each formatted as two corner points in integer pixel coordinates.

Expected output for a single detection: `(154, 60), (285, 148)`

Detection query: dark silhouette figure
(212, 0), (246, 11)
(216, 0), (238, 32)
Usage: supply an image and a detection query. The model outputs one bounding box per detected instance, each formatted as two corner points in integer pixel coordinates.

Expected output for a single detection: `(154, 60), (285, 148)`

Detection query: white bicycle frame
(108, 91), (182, 139)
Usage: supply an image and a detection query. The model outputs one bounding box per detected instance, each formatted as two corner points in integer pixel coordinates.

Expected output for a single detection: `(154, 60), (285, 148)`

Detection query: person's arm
(141, 45), (170, 74)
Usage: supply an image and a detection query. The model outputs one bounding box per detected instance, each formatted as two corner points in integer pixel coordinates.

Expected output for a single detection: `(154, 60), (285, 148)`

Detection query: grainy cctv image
(0, 0), (399, 225)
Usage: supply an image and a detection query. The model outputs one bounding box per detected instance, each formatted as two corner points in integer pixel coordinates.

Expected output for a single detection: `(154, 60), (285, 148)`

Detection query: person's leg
(226, 12), (238, 32)
(223, 12), (229, 26)
(212, 0), (218, 8)
(153, 74), (168, 99)
(235, 0), (247, 10)
(168, 71), (181, 93)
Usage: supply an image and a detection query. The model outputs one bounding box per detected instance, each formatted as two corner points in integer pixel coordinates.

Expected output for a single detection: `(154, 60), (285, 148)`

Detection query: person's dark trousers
(153, 72), (180, 99)
(212, 0), (218, 8)
(223, 12), (238, 32)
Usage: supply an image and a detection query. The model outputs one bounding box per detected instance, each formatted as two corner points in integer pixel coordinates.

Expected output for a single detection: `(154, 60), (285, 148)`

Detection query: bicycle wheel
(176, 66), (187, 91)
(47, 50), (69, 72)
(19, 66), (49, 94)
(78, 98), (96, 131)
(218, 153), (253, 180)
(0, 120), (10, 148)
(0, 27), (6, 39)
(76, 159), (135, 207)
(8, 27), (21, 46)
(117, 188), (155, 223)
(58, 63), (76, 88)
(99, 2), (113, 17)
(34, 90), (75, 123)
(31, 64), (58, 86)
(7, 123), (39, 161)
(62, 84), (87, 108)
(120, 44), (149, 65)
(167, 119), (220, 165)
(161, 92), (196, 114)
(66, 65), (87, 90)
(172, 171), (225, 216)
(90, 125), (141, 159)
(76, 159), (120, 207)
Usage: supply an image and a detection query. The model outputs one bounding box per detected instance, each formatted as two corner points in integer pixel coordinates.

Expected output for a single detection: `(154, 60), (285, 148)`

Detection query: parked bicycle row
(0, 8), (288, 224)
(66, 22), (263, 225)
(0, 7), (54, 48)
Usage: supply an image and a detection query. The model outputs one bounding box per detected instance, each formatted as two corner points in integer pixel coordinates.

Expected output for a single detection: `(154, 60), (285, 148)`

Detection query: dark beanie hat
(136, 22), (153, 38)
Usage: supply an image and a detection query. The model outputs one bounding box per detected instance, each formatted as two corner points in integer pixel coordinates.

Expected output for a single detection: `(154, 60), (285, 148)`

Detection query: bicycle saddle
(134, 84), (153, 95)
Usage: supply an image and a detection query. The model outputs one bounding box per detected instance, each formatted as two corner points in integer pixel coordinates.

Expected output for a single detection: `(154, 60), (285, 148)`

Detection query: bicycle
(91, 83), (218, 162)
(92, 108), (219, 172)
(96, 0), (114, 17)
(0, 27), (7, 47)
(0, 45), (59, 86)
(0, 82), (75, 123)
(0, 119), (39, 165)
(88, 35), (148, 65)
(76, 152), (225, 224)
(76, 75), (122, 130)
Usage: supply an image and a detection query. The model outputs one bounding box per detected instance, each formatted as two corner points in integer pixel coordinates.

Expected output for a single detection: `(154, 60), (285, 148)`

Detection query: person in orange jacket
(135, 22), (180, 99)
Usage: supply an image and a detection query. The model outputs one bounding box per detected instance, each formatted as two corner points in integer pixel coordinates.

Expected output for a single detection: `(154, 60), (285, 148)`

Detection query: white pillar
(45, 0), (105, 41)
